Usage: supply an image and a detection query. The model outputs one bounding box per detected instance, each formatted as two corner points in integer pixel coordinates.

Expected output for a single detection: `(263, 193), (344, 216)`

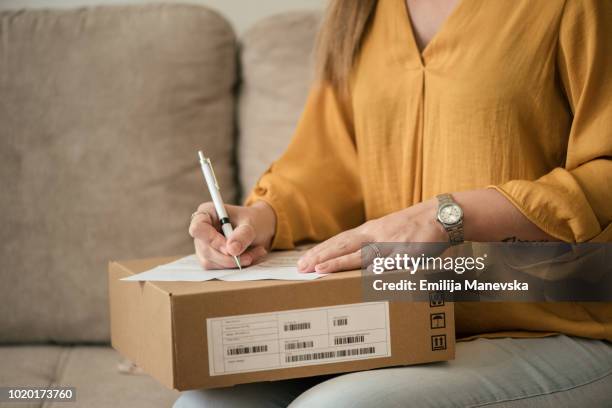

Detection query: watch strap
(446, 224), (464, 244)
(436, 194), (464, 244)
(437, 193), (453, 206)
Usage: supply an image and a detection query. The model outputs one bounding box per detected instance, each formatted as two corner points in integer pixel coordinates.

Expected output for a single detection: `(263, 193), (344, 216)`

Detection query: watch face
(438, 203), (462, 225)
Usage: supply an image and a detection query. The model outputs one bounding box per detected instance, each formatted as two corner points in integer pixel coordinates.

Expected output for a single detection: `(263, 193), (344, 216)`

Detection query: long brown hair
(315, 0), (378, 96)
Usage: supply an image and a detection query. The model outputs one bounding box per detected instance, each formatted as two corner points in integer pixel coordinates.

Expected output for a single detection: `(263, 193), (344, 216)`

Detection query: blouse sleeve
(492, 0), (612, 242)
(244, 83), (365, 249)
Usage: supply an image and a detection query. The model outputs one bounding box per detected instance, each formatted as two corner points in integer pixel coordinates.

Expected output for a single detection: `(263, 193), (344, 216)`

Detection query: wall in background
(0, 0), (327, 34)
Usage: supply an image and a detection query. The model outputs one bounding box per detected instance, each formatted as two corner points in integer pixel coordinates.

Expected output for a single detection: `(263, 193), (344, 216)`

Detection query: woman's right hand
(189, 200), (277, 270)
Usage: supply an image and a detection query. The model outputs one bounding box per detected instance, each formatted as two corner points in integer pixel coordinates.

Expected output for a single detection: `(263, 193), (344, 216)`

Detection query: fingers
(190, 202), (266, 270)
(195, 242), (267, 270)
(226, 224), (256, 257)
(189, 212), (212, 237)
(313, 250), (361, 274)
(190, 202), (229, 256)
(194, 248), (226, 270)
(195, 238), (254, 270)
(297, 230), (363, 272)
(242, 245), (268, 265)
(190, 219), (229, 254)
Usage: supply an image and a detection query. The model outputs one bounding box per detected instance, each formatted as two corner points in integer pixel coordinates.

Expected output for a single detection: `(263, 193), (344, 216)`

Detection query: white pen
(198, 151), (242, 270)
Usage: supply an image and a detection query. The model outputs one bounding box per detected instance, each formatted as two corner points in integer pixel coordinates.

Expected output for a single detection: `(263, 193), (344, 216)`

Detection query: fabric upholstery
(0, 346), (177, 408)
(47, 346), (178, 408)
(0, 4), (237, 343)
(238, 11), (321, 199)
(0, 346), (63, 408)
(0, 346), (63, 387)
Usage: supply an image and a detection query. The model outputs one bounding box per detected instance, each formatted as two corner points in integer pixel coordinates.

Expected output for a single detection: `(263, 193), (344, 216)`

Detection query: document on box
(207, 301), (391, 375)
(121, 250), (325, 282)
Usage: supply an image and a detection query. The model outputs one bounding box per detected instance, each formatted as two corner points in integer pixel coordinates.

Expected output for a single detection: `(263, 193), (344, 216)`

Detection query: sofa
(0, 4), (321, 407)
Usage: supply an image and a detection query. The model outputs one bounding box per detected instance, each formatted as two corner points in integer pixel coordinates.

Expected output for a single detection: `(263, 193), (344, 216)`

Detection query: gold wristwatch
(436, 194), (464, 244)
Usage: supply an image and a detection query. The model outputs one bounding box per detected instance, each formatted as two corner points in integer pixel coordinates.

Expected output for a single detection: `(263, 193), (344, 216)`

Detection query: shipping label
(206, 301), (391, 375)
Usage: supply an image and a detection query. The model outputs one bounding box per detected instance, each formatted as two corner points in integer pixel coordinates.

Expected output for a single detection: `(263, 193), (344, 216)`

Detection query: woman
(178, 0), (612, 406)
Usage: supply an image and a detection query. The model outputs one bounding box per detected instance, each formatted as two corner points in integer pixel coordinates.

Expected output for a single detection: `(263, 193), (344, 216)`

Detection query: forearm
(452, 189), (559, 242)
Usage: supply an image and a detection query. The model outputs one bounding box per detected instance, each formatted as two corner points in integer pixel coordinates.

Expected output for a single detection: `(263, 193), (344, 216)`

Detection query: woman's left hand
(297, 188), (560, 273)
(297, 198), (448, 273)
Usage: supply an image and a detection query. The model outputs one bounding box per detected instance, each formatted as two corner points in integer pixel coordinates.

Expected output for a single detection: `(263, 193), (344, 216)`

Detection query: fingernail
(297, 258), (306, 270)
(242, 255), (252, 265)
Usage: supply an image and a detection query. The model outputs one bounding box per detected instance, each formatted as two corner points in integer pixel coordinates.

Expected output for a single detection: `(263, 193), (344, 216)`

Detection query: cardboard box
(109, 257), (455, 390)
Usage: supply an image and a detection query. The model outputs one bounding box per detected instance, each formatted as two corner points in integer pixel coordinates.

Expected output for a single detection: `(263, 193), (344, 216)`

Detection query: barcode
(334, 335), (365, 345)
(284, 322), (311, 331)
(285, 341), (314, 350)
(333, 317), (348, 326)
(285, 351), (335, 363)
(227, 345), (268, 356)
(336, 346), (375, 357)
(285, 346), (376, 363)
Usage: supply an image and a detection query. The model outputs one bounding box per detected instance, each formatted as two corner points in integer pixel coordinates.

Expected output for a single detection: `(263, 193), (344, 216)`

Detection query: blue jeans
(174, 335), (612, 407)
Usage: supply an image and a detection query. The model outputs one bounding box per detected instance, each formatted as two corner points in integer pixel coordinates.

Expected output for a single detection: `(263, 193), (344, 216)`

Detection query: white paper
(121, 250), (325, 282)
(207, 301), (391, 375)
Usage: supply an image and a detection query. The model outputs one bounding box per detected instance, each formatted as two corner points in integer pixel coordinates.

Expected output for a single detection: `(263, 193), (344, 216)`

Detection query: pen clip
(205, 158), (220, 190)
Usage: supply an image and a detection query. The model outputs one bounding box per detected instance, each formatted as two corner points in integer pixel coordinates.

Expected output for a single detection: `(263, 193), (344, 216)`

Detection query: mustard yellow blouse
(246, 0), (612, 341)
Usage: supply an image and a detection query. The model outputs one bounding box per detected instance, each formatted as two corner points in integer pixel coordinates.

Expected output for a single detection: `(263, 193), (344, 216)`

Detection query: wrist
(250, 200), (277, 248)
(452, 189), (518, 242)
(409, 198), (448, 242)
(453, 189), (558, 242)
(432, 194), (465, 244)
(427, 199), (449, 242)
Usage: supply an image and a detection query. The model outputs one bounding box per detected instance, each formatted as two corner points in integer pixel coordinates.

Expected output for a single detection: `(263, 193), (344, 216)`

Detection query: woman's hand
(297, 189), (559, 274)
(297, 198), (448, 273)
(189, 201), (276, 269)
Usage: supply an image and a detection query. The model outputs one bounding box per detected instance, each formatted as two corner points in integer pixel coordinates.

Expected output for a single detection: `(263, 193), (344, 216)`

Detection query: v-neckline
(400, 0), (466, 64)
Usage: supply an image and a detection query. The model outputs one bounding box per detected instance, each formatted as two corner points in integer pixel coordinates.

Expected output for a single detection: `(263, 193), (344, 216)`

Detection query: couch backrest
(237, 11), (321, 198)
(0, 5), (238, 343)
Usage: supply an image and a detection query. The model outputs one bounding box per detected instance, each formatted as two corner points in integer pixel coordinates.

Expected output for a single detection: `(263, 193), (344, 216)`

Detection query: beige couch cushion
(0, 345), (63, 383)
(238, 11), (322, 198)
(48, 347), (178, 408)
(0, 346), (64, 408)
(0, 5), (237, 343)
(0, 346), (177, 408)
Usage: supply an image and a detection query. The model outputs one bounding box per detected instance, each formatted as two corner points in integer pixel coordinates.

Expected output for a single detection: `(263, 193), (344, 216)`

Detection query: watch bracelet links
(436, 193), (464, 244)
(437, 193), (453, 206)
(447, 224), (464, 244)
